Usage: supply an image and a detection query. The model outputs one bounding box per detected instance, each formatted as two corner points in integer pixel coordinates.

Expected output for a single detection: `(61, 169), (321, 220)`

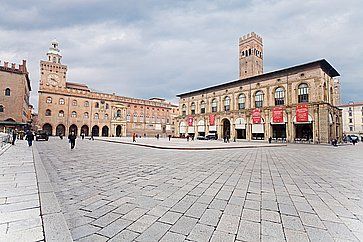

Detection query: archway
(102, 126), (109, 137)
(221, 118), (231, 139)
(81, 125), (89, 136)
(92, 125), (99, 137)
(42, 123), (52, 136)
(69, 124), (78, 135)
(56, 124), (66, 136)
(116, 125), (122, 137)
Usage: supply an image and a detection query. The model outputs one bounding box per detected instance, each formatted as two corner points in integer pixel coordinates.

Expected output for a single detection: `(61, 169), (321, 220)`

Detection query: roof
(177, 59), (340, 97)
(338, 102), (363, 108)
(66, 82), (90, 91)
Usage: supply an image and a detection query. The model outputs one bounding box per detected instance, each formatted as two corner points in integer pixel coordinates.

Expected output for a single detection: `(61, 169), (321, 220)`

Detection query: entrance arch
(92, 125), (99, 137)
(56, 124), (66, 136)
(81, 125), (89, 136)
(116, 125), (122, 137)
(102, 126), (109, 137)
(69, 124), (78, 135)
(221, 118), (231, 139)
(42, 123), (52, 136)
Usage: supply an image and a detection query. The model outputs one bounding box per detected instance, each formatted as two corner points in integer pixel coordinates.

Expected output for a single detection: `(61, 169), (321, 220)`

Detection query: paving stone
(281, 214), (304, 231)
(261, 220), (284, 238)
(170, 215), (198, 235)
(108, 229), (139, 242)
(97, 218), (132, 238)
(305, 226), (335, 242)
(236, 219), (260, 241)
(200, 208), (222, 227)
(159, 231), (186, 242)
(91, 212), (121, 227)
(324, 221), (359, 241)
(187, 223), (214, 242)
(216, 214), (240, 234)
(135, 221), (171, 241)
(71, 224), (100, 240)
(159, 211), (183, 225)
(299, 212), (326, 229)
(242, 208), (260, 222)
(127, 214), (158, 233)
(210, 230), (236, 242)
(285, 228), (309, 242)
(262, 209), (281, 223)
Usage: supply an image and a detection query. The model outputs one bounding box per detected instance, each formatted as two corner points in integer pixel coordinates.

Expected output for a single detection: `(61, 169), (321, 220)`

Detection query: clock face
(47, 73), (59, 86)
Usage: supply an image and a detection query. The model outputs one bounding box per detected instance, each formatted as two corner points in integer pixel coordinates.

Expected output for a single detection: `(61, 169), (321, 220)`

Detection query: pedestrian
(25, 131), (34, 147)
(268, 137), (272, 144)
(186, 135), (190, 141)
(132, 133), (136, 142)
(59, 132), (63, 139)
(191, 134), (194, 141)
(81, 132), (85, 140)
(168, 134), (171, 141)
(223, 134), (227, 143)
(68, 131), (77, 149)
(157, 134), (160, 140)
(12, 129), (17, 145)
(227, 134), (230, 143)
(90, 133), (94, 140)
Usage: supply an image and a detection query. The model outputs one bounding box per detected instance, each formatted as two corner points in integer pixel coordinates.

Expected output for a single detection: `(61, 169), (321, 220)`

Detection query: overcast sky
(0, 0), (362, 110)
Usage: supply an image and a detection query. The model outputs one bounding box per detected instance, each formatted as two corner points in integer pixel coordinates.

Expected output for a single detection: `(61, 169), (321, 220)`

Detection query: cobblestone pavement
(35, 138), (363, 241)
(0, 141), (44, 242)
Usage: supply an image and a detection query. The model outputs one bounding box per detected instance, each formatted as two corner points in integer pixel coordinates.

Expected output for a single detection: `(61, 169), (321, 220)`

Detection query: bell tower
(239, 32), (263, 79)
(40, 39), (67, 89)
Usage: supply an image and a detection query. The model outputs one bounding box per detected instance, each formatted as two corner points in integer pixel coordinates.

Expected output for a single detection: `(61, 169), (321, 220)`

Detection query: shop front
(235, 118), (246, 139)
(294, 104), (313, 142)
(251, 109), (264, 140)
(197, 120), (206, 136)
(271, 107), (286, 141)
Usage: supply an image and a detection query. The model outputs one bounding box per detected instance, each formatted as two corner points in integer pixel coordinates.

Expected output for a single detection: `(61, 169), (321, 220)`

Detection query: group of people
(11, 129), (34, 147)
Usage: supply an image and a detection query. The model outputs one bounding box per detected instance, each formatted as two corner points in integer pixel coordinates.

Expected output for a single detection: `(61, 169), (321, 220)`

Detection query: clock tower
(40, 39), (67, 89)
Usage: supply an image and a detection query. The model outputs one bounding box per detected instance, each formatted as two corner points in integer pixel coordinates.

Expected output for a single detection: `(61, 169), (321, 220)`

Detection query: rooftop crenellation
(239, 32), (262, 43)
(0, 59), (28, 74)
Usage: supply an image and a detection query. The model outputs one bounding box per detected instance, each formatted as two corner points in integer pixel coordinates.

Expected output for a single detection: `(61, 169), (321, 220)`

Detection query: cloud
(0, 0), (362, 110)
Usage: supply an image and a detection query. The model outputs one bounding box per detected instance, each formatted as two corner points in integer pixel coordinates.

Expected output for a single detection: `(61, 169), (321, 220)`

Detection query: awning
(252, 124), (264, 133)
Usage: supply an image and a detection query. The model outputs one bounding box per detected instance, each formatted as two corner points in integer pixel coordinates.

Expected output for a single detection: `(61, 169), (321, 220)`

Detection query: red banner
(272, 107), (284, 123)
(187, 116), (193, 126)
(252, 109), (261, 124)
(296, 104), (309, 122)
(209, 114), (215, 126)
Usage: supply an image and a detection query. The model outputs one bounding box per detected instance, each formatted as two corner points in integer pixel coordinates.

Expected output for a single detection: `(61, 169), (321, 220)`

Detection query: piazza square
(1, 1), (363, 242)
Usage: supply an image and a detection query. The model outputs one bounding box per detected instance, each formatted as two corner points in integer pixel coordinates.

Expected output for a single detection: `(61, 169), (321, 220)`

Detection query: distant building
(338, 102), (363, 137)
(38, 40), (177, 137)
(0, 60), (32, 132)
(176, 32), (342, 144)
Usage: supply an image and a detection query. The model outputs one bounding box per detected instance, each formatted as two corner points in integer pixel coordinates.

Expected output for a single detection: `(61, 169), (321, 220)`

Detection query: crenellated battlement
(0, 59), (28, 74)
(239, 32), (263, 44)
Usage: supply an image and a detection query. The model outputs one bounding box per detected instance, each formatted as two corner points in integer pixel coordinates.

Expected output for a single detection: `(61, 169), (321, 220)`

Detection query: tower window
(59, 98), (65, 105)
(5, 88), (11, 96)
(58, 110), (64, 117)
(45, 109), (51, 116)
(71, 111), (77, 118)
(46, 97), (52, 103)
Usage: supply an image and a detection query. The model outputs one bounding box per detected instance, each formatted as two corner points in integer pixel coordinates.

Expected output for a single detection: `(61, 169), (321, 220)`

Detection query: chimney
(11, 63), (16, 69)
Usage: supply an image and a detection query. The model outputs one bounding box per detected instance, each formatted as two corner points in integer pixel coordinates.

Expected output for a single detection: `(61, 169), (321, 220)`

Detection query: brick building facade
(38, 40), (177, 137)
(0, 60), (32, 131)
(176, 32), (343, 144)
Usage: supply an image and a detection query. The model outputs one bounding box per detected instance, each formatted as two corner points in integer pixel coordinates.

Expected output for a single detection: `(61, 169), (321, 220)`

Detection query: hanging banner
(272, 107), (284, 123)
(209, 114), (215, 126)
(296, 104), (309, 122)
(252, 109), (261, 124)
(187, 116), (193, 126)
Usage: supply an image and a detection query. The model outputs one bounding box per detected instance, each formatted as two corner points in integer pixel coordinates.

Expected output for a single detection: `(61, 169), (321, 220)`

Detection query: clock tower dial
(47, 73), (59, 86)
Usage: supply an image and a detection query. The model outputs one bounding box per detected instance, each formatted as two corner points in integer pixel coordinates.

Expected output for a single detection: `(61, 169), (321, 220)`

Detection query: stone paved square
(33, 138), (363, 241)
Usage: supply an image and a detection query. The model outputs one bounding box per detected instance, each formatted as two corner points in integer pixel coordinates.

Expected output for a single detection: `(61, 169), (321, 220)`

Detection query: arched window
(71, 111), (77, 118)
(191, 102), (196, 115)
(58, 110), (64, 117)
(46, 97), (52, 103)
(126, 112), (130, 121)
(84, 112), (89, 118)
(116, 109), (122, 118)
(200, 101), (206, 114)
(104, 114), (108, 119)
(105, 103), (109, 109)
(45, 109), (51, 116)
(212, 99), (218, 112)
(0, 105), (4, 112)
(59, 98), (65, 105)
(5, 88), (10, 96)
(94, 113), (99, 119)
(72, 100), (77, 106)
(255, 91), (264, 108)
(182, 104), (187, 116)
(133, 112), (138, 122)
(84, 101), (89, 107)
(224, 96), (230, 111)
(274, 87), (285, 105)
(95, 102), (99, 108)
(238, 94), (246, 110)
(298, 83), (309, 103)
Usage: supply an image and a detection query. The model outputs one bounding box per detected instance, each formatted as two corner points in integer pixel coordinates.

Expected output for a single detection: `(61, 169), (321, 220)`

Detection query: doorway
(222, 118), (231, 139)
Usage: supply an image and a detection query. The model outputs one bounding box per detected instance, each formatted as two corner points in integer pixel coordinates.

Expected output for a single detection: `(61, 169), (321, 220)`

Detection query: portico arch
(56, 124), (66, 136)
(92, 125), (99, 137)
(102, 126), (109, 137)
(42, 123), (52, 136)
(69, 124), (78, 135)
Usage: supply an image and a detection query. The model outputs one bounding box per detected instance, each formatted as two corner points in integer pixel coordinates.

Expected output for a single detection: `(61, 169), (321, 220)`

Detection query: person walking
(90, 133), (94, 140)
(168, 134), (172, 141)
(132, 133), (136, 142)
(81, 132), (85, 140)
(68, 131), (77, 149)
(12, 129), (17, 145)
(25, 131), (34, 147)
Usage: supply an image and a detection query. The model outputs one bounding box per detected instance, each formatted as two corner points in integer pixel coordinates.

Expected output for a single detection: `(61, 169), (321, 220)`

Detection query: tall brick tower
(239, 32), (263, 79)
